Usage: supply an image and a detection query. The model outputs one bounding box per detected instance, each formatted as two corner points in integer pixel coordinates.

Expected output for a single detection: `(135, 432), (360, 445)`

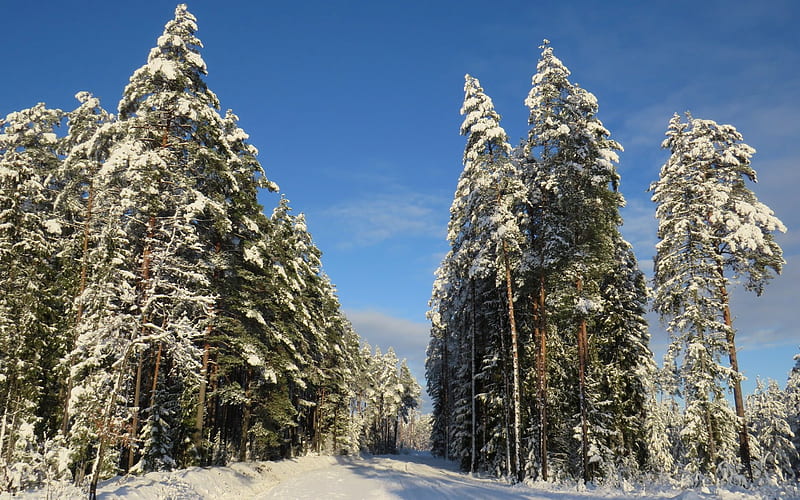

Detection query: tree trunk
(194, 341), (210, 458)
(194, 241), (220, 461)
(576, 277), (590, 483)
(127, 355), (144, 471)
(496, 293), (512, 476)
(470, 279), (477, 473)
(89, 348), (133, 500)
(127, 214), (156, 471)
(719, 278), (752, 481)
(535, 276), (548, 480)
(239, 372), (251, 462)
(501, 238), (522, 482)
(62, 182), (96, 436)
(442, 327), (450, 460)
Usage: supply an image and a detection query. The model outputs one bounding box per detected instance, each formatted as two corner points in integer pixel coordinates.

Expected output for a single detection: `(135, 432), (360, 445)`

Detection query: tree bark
(62, 182), (96, 436)
(501, 238), (522, 482)
(239, 371), (251, 462)
(535, 276), (548, 480)
(470, 279), (477, 473)
(576, 277), (590, 483)
(127, 214), (156, 470)
(719, 278), (753, 481)
(497, 293), (512, 476)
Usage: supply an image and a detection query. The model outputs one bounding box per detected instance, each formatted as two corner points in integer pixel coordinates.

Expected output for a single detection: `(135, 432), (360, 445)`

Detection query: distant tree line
(426, 40), (795, 489)
(0, 5), (420, 497)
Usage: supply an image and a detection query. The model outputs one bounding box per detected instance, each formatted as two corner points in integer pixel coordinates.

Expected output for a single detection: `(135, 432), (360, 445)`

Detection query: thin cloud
(344, 308), (432, 410)
(324, 192), (447, 248)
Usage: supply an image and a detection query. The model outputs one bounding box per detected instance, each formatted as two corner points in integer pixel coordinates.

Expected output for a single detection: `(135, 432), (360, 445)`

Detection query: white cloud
(344, 309), (432, 411)
(323, 192), (447, 248)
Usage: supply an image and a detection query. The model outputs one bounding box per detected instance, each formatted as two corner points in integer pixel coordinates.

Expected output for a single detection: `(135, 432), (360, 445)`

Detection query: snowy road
(11, 452), (784, 499)
(255, 454), (601, 500)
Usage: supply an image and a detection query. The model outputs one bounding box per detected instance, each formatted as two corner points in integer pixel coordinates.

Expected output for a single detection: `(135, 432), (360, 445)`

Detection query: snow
(7, 453), (794, 500)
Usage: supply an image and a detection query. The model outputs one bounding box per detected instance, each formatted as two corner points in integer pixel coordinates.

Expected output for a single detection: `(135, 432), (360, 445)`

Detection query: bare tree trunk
(719, 278), (752, 481)
(239, 372), (251, 462)
(576, 277), (590, 483)
(470, 279), (477, 474)
(127, 214), (156, 471)
(535, 276), (548, 480)
(497, 294), (512, 476)
(501, 238), (522, 482)
(62, 183), (96, 436)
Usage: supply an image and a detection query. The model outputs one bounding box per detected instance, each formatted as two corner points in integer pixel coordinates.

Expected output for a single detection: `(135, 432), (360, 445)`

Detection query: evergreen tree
(0, 103), (67, 490)
(428, 74), (527, 477)
(747, 379), (798, 483)
(522, 40), (626, 482)
(786, 349), (800, 476)
(651, 112), (786, 482)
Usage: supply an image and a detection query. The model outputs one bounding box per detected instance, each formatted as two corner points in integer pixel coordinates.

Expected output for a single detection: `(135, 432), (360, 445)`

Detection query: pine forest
(0, 5), (422, 497)
(426, 40), (796, 489)
(0, 4), (797, 497)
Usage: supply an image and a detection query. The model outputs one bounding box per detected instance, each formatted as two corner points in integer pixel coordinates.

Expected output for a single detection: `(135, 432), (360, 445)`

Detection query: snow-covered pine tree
(651, 113), (786, 483)
(428, 73), (528, 478)
(0, 103), (68, 492)
(57, 92), (114, 438)
(426, 258), (457, 460)
(522, 40), (625, 482)
(67, 5), (252, 488)
(786, 349), (800, 476)
(747, 379), (798, 483)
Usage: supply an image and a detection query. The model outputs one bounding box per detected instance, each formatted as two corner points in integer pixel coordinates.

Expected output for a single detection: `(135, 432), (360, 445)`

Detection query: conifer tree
(747, 379), (798, 482)
(0, 104), (67, 487)
(651, 113), (786, 481)
(522, 40), (625, 482)
(428, 74), (527, 477)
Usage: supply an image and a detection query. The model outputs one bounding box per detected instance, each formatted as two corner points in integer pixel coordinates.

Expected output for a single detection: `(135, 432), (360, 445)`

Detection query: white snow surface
(6, 453), (795, 499)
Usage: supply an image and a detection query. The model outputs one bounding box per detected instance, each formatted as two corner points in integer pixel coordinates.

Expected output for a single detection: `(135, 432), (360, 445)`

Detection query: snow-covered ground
(6, 453), (797, 499)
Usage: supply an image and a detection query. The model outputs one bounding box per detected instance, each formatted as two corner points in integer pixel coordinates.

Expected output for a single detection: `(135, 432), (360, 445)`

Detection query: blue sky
(3, 1), (798, 409)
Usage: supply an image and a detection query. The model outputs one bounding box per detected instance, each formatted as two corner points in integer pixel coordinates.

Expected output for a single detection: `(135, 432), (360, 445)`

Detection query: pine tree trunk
(149, 343), (163, 406)
(62, 182), (95, 436)
(501, 239), (522, 482)
(127, 214), (156, 471)
(535, 276), (548, 480)
(719, 278), (753, 481)
(90, 350), (132, 500)
(442, 328), (450, 460)
(497, 293), (512, 476)
(127, 355), (144, 471)
(470, 279), (477, 473)
(576, 277), (590, 483)
(239, 372), (251, 462)
(194, 241), (219, 460)
(194, 341), (210, 459)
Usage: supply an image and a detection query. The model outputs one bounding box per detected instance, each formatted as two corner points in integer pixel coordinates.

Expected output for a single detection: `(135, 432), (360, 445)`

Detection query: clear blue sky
(3, 1), (798, 409)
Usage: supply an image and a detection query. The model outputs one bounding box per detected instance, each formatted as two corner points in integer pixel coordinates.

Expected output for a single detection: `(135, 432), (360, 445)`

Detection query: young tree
(651, 113), (786, 481)
(747, 379), (798, 482)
